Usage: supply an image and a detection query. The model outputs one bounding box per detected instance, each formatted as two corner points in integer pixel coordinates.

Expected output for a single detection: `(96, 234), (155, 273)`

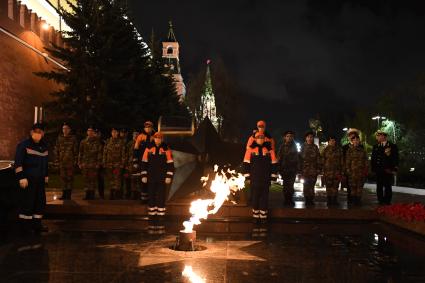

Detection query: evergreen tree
(36, 0), (188, 131)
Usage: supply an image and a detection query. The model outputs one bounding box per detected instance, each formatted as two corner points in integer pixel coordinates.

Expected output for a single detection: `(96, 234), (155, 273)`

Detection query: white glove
(165, 177), (172, 184)
(19, 178), (28, 189)
(142, 177), (147, 183)
(45, 176), (49, 183)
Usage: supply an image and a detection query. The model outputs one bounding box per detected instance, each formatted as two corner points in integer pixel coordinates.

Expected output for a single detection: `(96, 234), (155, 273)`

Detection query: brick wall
(0, 0), (62, 159)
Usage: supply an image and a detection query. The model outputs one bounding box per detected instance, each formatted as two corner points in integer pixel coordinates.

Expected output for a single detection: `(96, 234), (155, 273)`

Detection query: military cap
(144, 121), (154, 127)
(32, 122), (45, 131)
(153, 132), (163, 139)
(256, 120), (266, 127)
(304, 131), (314, 138)
(283, 130), (295, 136)
(376, 130), (388, 136)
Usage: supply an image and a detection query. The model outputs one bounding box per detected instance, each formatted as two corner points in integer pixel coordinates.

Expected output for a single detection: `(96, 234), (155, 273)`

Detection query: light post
(372, 115), (386, 129)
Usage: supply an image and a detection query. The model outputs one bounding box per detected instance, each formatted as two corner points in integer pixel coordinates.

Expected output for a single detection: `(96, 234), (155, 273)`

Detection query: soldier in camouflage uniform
(54, 123), (79, 200)
(321, 136), (343, 206)
(103, 128), (127, 200)
(78, 126), (103, 200)
(277, 130), (299, 206)
(345, 133), (368, 206)
(125, 130), (140, 200)
(299, 131), (321, 206)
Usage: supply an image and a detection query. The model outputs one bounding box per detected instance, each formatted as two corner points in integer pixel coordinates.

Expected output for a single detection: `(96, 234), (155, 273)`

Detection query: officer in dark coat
(14, 123), (49, 233)
(371, 130), (399, 205)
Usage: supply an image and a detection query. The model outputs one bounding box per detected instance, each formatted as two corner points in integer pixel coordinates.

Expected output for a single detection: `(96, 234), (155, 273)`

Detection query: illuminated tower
(199, 60), (221, 130)
(162, 21), (186, 101)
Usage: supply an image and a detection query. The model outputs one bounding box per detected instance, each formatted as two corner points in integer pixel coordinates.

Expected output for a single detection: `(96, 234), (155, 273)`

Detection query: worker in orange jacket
(133, 121), (155, 203)
(243, 132), (278, 224)
(246, 120), (276, 152)
(141, 132), (174, 231)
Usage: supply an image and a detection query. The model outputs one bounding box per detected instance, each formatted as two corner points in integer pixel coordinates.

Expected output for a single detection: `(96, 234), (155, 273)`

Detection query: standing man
(126, 130), (141, 200)
(15, 123), (49, 233)
(246, 120), (276, 152)
(134, 121), (155, 203)
(78, 126), (103, 200)
(103, 127), (127, 200)
(277, 130), (299, 206)
(322, 136), (343, 206)
(342, 128), (361, 203)
(371, 130), (399, 205)
(54, 122), (78, 200)
(300, 131), (321, 206)
(243, 132), (278, 223)
(141, 132), (174, 230)
(346, 133), (368, 205)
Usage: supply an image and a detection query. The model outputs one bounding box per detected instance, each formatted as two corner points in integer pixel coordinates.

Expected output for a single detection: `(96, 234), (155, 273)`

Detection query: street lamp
(343, 127), (348, 132)
(372, 115), (386, 129)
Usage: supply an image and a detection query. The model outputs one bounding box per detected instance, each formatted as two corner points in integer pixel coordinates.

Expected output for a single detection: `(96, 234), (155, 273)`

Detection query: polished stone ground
(1, 221), (425, 283)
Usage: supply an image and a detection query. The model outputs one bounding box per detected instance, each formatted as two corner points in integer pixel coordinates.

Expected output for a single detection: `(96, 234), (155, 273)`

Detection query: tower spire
(167, 20), (177, 42)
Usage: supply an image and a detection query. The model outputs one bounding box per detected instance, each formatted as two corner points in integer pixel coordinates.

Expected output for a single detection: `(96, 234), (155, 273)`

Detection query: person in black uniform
(141, 132), (174, 231)
(371, 130), (399, 205)
(243, 132), (278, 224)
(14, 123), (49, 233)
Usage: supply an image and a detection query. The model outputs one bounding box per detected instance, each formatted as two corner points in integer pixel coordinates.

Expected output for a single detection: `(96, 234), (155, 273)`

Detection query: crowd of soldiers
(14, 118), (398, 233)
(243, 120), (399, 224)
(14, 121), (174, 233)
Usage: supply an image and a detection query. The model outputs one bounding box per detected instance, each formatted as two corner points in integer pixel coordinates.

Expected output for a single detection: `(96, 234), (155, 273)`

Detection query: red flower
(377, 203), (425, 222)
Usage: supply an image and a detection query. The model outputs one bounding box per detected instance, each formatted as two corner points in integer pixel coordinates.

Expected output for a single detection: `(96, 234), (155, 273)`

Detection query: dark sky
(128, 0), (425, 139)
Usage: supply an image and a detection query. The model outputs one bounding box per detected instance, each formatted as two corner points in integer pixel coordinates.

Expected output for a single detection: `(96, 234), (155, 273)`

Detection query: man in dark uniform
(277, 130), (298, 206)
(14, 123), (49, 233)
(141, 132), (174, 232)
(371, 130), (399, 205)
(243, 132), (278, 223)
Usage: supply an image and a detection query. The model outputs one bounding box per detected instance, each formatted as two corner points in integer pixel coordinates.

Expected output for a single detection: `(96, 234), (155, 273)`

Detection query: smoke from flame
(182, 165), (245, 233)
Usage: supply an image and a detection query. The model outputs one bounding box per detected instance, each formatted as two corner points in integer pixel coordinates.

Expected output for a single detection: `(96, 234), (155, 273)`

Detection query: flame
(182, 265), (205, 283)
(182, 165), (245, 233)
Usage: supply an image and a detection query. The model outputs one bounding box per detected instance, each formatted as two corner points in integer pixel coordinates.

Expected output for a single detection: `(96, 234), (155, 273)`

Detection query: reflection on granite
(1, 223), (425, 282)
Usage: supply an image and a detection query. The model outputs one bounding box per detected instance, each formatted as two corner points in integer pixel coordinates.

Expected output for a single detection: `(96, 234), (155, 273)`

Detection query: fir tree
(36, 0), (188, 131)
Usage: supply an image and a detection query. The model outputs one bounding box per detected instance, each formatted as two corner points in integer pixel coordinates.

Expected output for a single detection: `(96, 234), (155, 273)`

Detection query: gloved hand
(165, 177), (172, 184)
(45, 176), (49, 184)
(19, 178), (28, 189)
(142, 177), (147, 183)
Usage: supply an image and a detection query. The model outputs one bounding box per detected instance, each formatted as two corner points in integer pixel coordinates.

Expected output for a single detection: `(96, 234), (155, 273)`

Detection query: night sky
(128, 0), (425, 139)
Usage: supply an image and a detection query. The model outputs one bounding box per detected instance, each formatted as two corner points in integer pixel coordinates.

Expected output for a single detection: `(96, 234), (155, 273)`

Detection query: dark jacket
(243, 142), (278, 184)
(141, 143), (174, 182)
(15, 138), (48, 180)
(277, 141), (299, 174)
(371, 141), (399, 173)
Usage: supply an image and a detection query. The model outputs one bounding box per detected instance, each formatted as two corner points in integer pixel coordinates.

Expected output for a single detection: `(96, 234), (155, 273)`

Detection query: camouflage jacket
(300, 143), (321, 177)
(322, 145), (343, 176)
(103, 137), (126, 168)
(345, 145), (368, 177)
(54, 135), (78, 167)
(126, 140), (136, 171)
(277, 141), (299, 174)
(78, 137), (103, 169)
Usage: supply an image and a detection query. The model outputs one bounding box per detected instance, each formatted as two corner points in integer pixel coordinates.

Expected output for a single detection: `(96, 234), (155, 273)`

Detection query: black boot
(59, 189), (72, 200)
(109, 190), (116, 200)
(131, 191), (140, 200)
(305, 197), (315, 206)
(83, 190), (95, 200)
(115, 190), (123, 200)
(32, 219), (48, 233)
